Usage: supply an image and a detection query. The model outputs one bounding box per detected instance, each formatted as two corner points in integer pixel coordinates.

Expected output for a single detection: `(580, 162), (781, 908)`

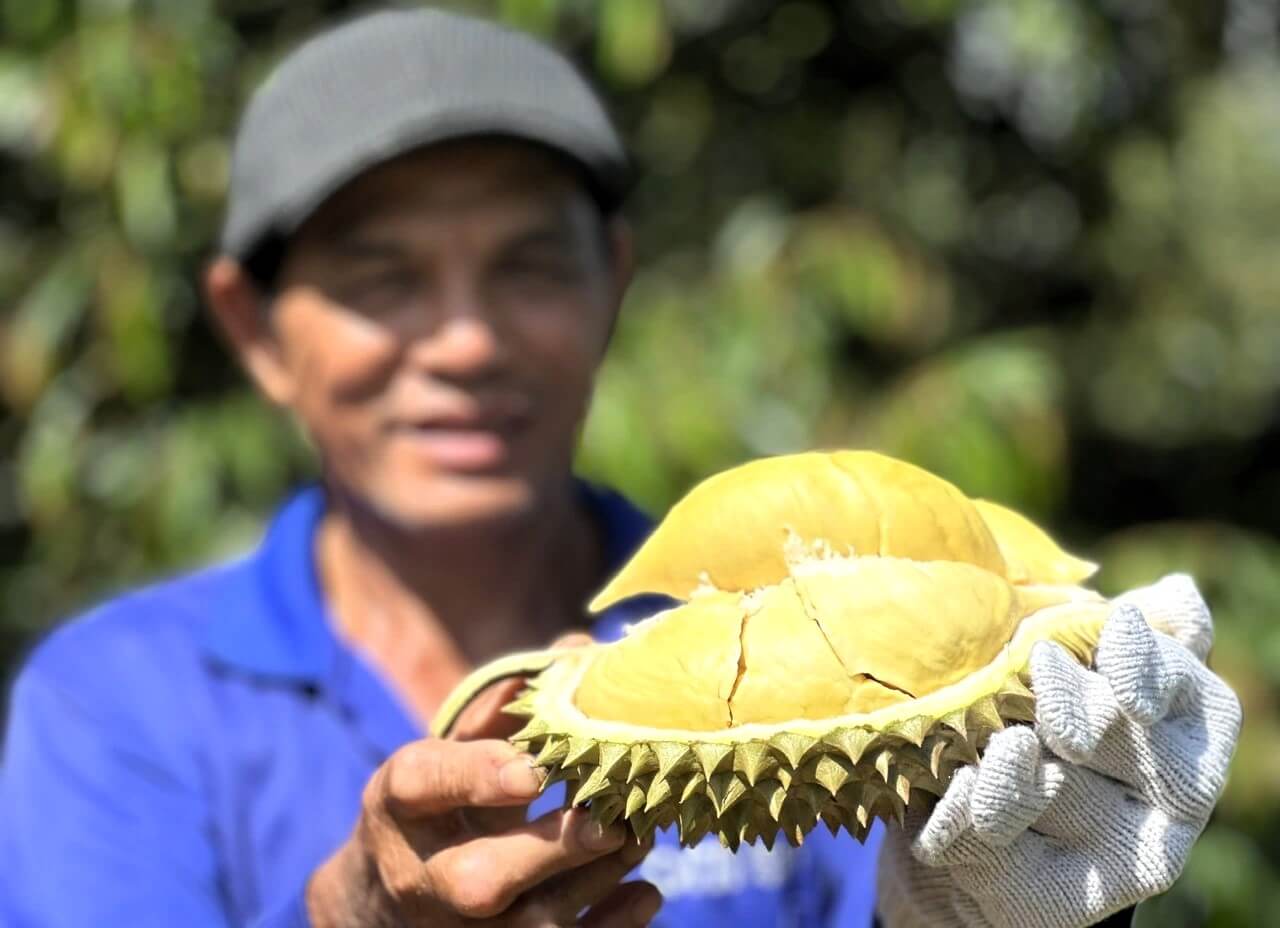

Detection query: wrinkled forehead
(295, 138), (599, 249)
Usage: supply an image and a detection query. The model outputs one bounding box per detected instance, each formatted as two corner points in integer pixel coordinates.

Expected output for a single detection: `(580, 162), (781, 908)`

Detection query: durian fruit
(433, 451), (1131, 851)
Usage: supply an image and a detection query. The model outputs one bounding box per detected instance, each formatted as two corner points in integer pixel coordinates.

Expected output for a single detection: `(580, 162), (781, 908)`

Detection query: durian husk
(432, 451), (1115, 851)
(433, 594), (1113, 851)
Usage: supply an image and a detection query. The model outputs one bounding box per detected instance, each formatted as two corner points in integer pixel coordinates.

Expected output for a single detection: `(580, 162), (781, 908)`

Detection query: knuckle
(362, 764), (392, 812)
(383, 865), (430, 903)
(438, 853), (513, 919)
(384, 742), (441, 807)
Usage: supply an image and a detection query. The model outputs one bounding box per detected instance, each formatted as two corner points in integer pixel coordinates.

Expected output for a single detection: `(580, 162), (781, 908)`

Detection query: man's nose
(406, 290), (509, 379)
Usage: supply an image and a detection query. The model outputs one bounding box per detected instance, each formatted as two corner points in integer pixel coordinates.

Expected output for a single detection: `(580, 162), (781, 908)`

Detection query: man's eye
(342, 271), (418, 309)
(495, 258), (581, 289)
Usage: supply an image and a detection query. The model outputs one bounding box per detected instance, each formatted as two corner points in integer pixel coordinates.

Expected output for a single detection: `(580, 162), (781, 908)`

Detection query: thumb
(447, 676), (532, 742)
(445, 632), (594, 742)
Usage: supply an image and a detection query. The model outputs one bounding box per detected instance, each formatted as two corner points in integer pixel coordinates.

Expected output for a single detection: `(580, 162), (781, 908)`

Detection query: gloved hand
(875, 574), (1242, 928)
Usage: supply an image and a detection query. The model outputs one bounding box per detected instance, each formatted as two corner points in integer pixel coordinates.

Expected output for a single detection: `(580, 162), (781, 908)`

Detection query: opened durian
(433, 451), (1123, 851)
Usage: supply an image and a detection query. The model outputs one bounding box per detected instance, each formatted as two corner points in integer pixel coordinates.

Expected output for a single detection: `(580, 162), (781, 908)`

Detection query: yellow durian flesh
(973, 498), (1098, 586)
(791, 558), (1024, 701)
(573, 591), (742, 730)
(574, 558), (1077, 731)
(589, 451), (1006, 610)
(729, 580), (868, 725)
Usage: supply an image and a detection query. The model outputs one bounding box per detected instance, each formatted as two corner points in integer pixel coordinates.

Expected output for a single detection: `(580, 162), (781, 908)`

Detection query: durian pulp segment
(789, 558), (1028, 702)
(588, 451), (1006, 611)
(573, 591), (742, 730)
(730, 580), (897, 725)
(973, 498), (1098, 586)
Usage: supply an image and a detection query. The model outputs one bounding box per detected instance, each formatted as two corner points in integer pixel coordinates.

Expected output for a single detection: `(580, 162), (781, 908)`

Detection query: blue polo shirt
(0, 485), (882, 927)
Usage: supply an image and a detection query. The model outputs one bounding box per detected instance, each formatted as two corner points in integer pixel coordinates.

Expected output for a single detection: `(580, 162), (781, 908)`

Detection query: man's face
(250, 141), (626, 529)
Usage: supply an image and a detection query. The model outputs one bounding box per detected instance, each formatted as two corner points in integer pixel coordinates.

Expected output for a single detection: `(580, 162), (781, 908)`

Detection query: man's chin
(364, 471), (542, 533)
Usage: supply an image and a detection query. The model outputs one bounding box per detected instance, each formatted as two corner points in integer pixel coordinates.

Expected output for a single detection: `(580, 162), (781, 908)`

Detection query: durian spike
(624, 782), (648, 819)
(628, 807), (662, 841)
(825, 727), (878, 765)
(590, 795), (625, 827)
(736, 742), (778, 786)
(628, 744), (658, 782)
(533, 737), (569, 767)
(708, 771), (750, 816)
(757, 825), (778, 852)
(678, 798), (714, 846)
(680, 773), (708, 804)
(694, 742), (735, 778)
(563, 737), (600, 768)
(644, 776), (674, 813)
(597, 743), (630, 780)
(772, 732), (820, 769)
(811, 754), (854, 797)
(571, 766), (614, 805)
(510, 718), (549, 743)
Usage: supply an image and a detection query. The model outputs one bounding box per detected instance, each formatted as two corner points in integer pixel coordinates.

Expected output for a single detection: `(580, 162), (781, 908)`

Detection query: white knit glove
(875, 574), (1243, 928)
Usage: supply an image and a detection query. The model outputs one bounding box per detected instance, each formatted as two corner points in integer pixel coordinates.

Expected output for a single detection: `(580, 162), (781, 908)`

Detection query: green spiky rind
(509, 667), (1049, 850)
(447, 601), (1113, 851)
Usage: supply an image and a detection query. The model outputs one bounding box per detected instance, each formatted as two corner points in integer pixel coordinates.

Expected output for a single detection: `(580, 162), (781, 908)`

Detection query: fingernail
(498, 757), (543, 797)
(631, 887), (662, 925)
(578, 816), (626, 851)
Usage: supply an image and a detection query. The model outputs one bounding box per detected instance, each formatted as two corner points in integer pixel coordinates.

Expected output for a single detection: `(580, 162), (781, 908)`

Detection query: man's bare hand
(306, 640), (660, 926)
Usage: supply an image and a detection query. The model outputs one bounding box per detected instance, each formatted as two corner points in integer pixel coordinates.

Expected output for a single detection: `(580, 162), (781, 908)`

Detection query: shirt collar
(200, 481), (663, 682)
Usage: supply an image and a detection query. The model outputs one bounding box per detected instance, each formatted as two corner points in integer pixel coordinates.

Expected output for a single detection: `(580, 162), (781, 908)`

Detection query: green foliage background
(3, 0), (1279, 923)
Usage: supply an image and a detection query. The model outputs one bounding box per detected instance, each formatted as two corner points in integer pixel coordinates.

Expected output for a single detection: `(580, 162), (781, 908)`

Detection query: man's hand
(876, 574), (1243, 928)
(307, 645), (661, 927)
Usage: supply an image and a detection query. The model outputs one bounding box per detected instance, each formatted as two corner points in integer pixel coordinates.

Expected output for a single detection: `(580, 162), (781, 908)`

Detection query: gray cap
(221, 7), (632, 273)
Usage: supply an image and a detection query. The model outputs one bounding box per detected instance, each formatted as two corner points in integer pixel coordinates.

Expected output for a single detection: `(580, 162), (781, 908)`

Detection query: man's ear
(204, 257), (295, 407)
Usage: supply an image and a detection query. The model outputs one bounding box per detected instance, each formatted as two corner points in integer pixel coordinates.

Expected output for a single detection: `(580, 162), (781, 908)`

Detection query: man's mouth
(391, 410), (529, 472)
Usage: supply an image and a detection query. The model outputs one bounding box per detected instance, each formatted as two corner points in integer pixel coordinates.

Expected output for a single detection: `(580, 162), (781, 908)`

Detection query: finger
(911, 764), (977, 867)
(1096, 603), (1195, 727)
(519, 838), (656, 925)
(1030, 640), (1123, 760)
(382, 738), (543, 819)
(448, 676), (532, 742)
(970, 726), (1064, 847)
(1114, 573), (1213, 660)
(1071, 653), (1239, 822)
(580, 880), (664, 928)
(1033, 628), (1241, 821)
(427, 806), (628, 919)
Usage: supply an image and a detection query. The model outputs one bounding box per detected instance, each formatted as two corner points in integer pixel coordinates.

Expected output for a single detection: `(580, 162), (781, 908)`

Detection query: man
(0, 7), (1240, 928)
